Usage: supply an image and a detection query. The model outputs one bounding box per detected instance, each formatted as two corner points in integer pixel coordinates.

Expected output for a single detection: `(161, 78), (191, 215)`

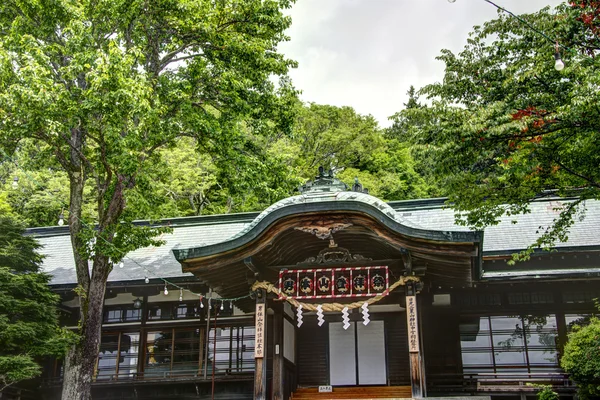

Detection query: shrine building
(23, 170), (600, 400)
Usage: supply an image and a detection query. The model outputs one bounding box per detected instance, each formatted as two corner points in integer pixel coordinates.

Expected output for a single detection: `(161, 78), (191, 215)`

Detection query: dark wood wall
(297, 319), (329, 386)
(384, 314), (411, 385)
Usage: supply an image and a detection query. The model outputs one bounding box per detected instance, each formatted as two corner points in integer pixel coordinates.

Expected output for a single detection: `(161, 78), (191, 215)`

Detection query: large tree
(0, 215), (73, 393)
(0, 0), (297, 398)
(272, 103), (433, 200)
(391, 2), (600, 259)
(561, 316), (600, 398)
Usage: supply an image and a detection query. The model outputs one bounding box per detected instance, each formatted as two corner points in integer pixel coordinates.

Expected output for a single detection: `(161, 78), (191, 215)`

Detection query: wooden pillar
(406, 283), (424, 398)
(272, 304), (285, 400)
(254, 289), (267, 400)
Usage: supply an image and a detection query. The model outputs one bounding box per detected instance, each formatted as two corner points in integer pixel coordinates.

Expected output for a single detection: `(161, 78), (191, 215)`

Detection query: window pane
(462, 351), (494, 367)
(172, 329), (201, 373)
(118, 333), (139, 379)
(490, 316), (522, 332)
(207, 326), (255, 374)
(145, 330), (173, 377)
(97, 334), (119, 380)
(104, 309), (123, 323)
(124, 309), (141, 322)
(566, 314), (591, 331)
(460, 317), (491, 347)
(460, 317), (493, 372)
(494, 348), (527, 366)
(491, 317), (525, 354)
(527, 350), (558, 367)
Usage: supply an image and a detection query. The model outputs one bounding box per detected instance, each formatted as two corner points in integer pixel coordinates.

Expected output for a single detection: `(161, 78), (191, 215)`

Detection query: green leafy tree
(272, 103), (433, 200)
(392, 2), (600, 259)
(388, 87), (446, 198)
(0, 216), (74, 392)
(561, 316), (600, 398)
(0, 0), (297, 398)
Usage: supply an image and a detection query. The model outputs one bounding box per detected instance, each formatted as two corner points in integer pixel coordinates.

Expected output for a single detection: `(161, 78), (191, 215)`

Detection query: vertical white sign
(255, 303), (265, 358)
(406, 295), (419, 353)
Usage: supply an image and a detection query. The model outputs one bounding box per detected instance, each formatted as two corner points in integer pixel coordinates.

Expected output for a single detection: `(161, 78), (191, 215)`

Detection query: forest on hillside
(0, 95), (442, 228)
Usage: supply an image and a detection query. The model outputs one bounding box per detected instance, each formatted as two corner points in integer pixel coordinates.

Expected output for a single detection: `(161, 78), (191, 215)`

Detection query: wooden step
(291, 386), (412, 400)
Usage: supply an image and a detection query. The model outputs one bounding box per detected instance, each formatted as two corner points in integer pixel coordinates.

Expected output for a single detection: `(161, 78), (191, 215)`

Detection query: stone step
(291, 386), (412, 400)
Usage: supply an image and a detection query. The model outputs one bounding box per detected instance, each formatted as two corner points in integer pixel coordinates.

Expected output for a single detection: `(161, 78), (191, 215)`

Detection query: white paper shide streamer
(296, 304), (303, 328)
(342, 306), (350, 330)
(361, 302), (370, 326)
(316, 304), (325, 326)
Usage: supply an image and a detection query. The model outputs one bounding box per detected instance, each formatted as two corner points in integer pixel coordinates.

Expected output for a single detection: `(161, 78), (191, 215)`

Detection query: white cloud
(279, 0), (564, 127)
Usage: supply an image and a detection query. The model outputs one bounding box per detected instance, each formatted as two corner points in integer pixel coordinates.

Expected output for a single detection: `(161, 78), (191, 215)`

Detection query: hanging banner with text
(406, 295), (419, 352)
(278, 266), (389, 300)
(254, 303), (265, 358)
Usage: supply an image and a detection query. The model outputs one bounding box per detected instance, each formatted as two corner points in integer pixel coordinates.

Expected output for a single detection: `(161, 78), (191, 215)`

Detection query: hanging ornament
(317, 274), (331, 293)
(335, 275), (350, 294)
(299, 276), (313, 294)
(361, 302), (370, 326)
(282, 277), (296, 295)
(316, 304), (325, 327)
(296, 304), (303, 328)
(163, 284), (169, 296)
(342, 307), (350, 330)
(371, 273), (385, 292)
(353, 273), (366, 292)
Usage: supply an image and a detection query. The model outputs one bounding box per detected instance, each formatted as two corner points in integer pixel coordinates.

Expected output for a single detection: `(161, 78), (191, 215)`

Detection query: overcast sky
(278, 0), (564, 127)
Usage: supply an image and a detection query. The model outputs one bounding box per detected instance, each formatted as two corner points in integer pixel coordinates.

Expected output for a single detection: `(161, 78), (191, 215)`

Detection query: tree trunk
(61, 259), (110, 400)
(62, 126), (99, 400)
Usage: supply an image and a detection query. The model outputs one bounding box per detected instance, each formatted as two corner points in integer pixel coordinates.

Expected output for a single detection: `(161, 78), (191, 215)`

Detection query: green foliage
(391, 3), (600, 259)
(535, 385), (559, 400)
(561, 316), (600, 398)
(272, 103), (434, 201)
(0, 217), (75, 391)
(0, 216), (43, 273)
(0, 0), (299, 395)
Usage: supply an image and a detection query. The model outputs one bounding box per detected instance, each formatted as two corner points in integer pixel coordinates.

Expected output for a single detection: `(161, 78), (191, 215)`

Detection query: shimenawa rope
(251, 275), (420, 312)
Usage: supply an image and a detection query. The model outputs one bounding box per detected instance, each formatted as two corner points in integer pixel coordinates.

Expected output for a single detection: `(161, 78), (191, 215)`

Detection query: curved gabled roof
(172, 190), (483, 263)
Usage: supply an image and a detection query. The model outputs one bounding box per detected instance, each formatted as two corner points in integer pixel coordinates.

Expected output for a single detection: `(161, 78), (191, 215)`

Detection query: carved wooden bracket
(293, 219), (352, 240)
(297, 245), (371, 265)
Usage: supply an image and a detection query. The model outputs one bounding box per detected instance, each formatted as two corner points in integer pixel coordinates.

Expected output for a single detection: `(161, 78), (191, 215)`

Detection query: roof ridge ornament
(298, 166), (369, 194)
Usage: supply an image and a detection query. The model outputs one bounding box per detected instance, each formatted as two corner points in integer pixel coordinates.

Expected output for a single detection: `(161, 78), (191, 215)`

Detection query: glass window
(125, 308), (142, 321)
(96, 332), (139, 381)
(119, 333), (140, 378)
(147, 301), (202, 321)
(566, 314), (592, 331)
(103, 306), (141, 323)
(563, 291), (600, 304)
(145, 328), (202, 378)
(172, 330), (201, 373)
(105, 309), (123, 323)
(145, 330), (174, 377)
(459, 315), (559, 374)
(207, 326), (255, 374)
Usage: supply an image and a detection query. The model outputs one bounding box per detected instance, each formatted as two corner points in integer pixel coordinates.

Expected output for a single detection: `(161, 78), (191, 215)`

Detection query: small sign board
(254, 303), (265, 358)
(318, 386), (333, 393)
(406, 295), (420, 353)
